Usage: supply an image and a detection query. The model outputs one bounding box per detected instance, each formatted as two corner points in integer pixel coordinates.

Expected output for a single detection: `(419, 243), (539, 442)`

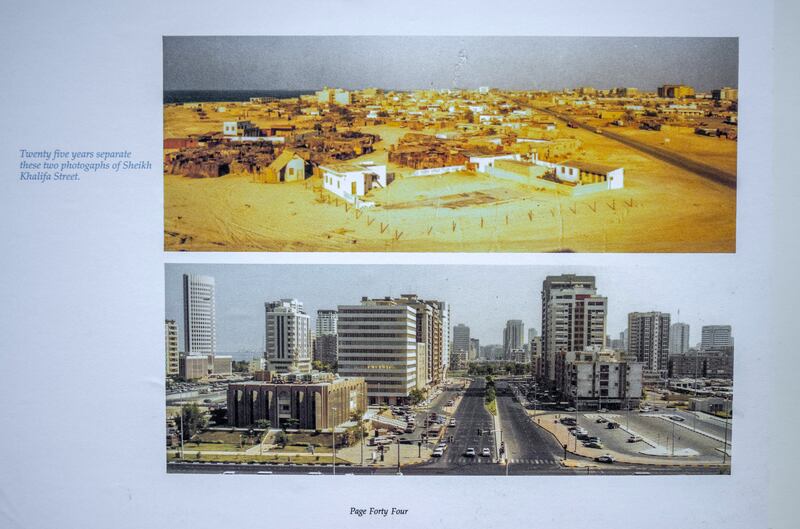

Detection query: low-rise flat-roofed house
(488, 158), (548, 184)
(468, 154), (520, 173)
(555, 160), (624, 190)
(223, 120), (260, 138)
(320, 163), (387, 205)
(255, 149), (305, 184)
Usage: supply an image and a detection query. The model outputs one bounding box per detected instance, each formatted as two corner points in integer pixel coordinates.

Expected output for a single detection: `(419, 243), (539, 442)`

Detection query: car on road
(222, 471), (236, 475)
(404, 425), (415, 433)
(565, 407), (577, 412)
(449, 418), (457, 427)
(596, 417), (608, 423)
(437, 442), (448, 452)
(481, 448), (491, 457)
(598, 408), (608, 413)
(594, 454), (615, 464)
(583, 441), (603, 449)
(432, 448), (444, 457)
(627, 436), (642, 443)
(447, 400), (455, 406)
(606, 422), (619, 429)
(464, 448), (476, 457)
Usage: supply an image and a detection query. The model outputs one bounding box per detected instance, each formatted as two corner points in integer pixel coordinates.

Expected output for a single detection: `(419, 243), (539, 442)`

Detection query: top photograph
(163, 36), (738, 253)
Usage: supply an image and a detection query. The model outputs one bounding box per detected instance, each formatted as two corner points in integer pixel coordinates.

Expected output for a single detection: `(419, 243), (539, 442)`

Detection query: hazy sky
(163, 36), (738, 92)
(165, 264), (737, 353)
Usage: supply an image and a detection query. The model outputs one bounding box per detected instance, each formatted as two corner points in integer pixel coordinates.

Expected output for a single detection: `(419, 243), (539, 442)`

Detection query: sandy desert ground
(164, 108), (736, 253)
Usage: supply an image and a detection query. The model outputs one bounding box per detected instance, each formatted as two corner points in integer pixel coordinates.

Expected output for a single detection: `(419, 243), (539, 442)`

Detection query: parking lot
(568, 411), (728, 461)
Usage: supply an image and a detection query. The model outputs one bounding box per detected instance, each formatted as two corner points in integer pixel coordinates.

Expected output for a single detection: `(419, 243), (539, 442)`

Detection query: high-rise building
(165, 320), (179, 377)
(541, 275), (607, 389)
(313, 334), (338, 368)
(440, 301), (450, 379)
(265, 299), (311, 374)
(628, 312), (671, 377)
(182, 274), (216, 356)
(394, 294), (449, 385)
(313, 309), (338, 369)
(669, 322), (691, 355)
(701, 325), (733, 350)
(528, 327), (538, 342)
(503, 320), (525, 358)
(453, 324), (471, 362)
(469, 338), (480, 361)
(316, 309), (338, 336)
(337, 298), (418, 405)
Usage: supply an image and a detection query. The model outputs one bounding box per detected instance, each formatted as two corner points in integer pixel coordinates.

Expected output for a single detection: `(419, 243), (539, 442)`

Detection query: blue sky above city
(165, 264), (737, 355)
(163, 36), (738, 92)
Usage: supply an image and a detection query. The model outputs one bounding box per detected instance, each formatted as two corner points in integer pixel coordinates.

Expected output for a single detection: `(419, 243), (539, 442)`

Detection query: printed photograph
(163, 36), (738, 253)
(165, 264), (734, 475)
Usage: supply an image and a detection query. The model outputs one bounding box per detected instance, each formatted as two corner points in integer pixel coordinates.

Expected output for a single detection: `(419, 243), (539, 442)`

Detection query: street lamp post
(331, 405), (337, 476)
(396, 437), (402, 475)
(722, 400), (730, 464)
(179, 409), (185, 459)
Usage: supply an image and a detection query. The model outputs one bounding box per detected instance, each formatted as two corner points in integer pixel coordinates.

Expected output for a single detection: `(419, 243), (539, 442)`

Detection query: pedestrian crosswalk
(507, 458), (559, 465)
(447, 457), (560, 465)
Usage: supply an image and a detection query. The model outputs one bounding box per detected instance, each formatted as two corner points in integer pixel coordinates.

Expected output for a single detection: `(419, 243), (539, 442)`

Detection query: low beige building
(227, 373), (367, 429)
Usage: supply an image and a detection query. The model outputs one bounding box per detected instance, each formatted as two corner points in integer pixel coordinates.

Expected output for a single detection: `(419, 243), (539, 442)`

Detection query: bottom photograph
(164, 264), (734, 476)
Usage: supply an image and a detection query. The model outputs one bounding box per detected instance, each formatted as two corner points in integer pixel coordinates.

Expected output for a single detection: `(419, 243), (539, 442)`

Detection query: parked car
(449, 418), (457, 427)
(627, 436), (642, 443)
(594, 454), (615, 464)
(669, 415), (685, 422)
(596, 417), (608, 424)
(606, 422), (619, 429)
(583, 441), (603, 449)
(464, 448), (476, 457)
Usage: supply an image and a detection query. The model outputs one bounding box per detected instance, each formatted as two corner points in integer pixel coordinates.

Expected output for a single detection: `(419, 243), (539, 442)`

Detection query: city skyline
(165, 264), (737, 354)
(164, 36), (738, 92)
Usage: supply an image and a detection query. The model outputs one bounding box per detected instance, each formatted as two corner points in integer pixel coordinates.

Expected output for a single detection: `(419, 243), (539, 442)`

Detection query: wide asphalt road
(535, 106), (737, 189)
(496, 381), (564, 474)
(423, 377), (497, 472)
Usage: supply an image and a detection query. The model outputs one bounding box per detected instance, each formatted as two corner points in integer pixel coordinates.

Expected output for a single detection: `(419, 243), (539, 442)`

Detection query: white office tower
(701, 325), (733, 350)
(628, 312), (671, 376)
(541, 275), (608, 388)
(669, 322), (691, 354)
(182, 274), (216, 356)
(337, 298), (418, 405)
(265, 299), (311, 374)
(503, 320), (525, 358)
(316, 309), (338, 336)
